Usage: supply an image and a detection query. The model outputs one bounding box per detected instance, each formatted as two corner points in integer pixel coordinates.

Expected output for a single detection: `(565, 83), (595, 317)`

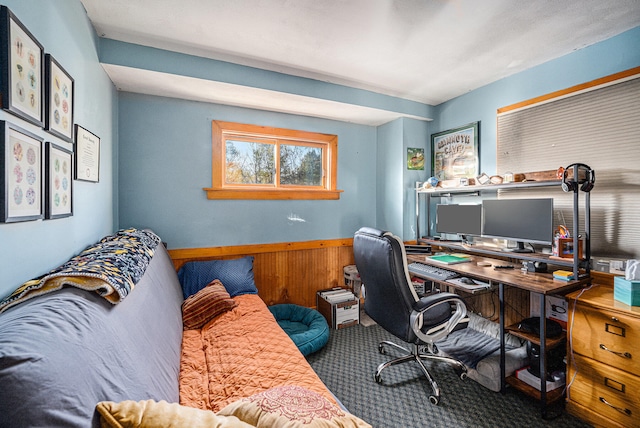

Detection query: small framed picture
(0, 6), (44, 127)
(45, 142), (72, 219)
(407, 147), (425, 170)
(0, 120), (44, 222)
(74, 124), (100, 182)
(45, 54), (74, 142)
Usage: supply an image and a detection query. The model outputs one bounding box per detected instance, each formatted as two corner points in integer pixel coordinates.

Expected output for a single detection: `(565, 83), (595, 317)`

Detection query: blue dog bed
(269, 304), (329, 356)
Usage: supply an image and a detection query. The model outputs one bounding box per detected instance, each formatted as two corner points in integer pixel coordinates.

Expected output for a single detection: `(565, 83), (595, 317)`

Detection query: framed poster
(0, 6), (44, 127)
(74, 124), (100, 182)
(431, 122), (479, 181)
(45, 142), (72, 219)
(0, 120), (43, 222)
(45, 54), (74, 142)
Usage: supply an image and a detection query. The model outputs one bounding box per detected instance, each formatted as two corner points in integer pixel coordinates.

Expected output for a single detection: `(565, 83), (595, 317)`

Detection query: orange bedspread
(179, 294), (336, 412)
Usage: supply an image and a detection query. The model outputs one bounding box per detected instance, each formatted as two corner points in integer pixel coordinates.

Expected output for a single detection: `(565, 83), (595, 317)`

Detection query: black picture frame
(0, 6), (44, 127)
(0, 120), (44, 222)
(45, 54), (74, 142)
(431, 121), (480, 181)
(45, 141), (73, 219)
(74, 124), (100, 182)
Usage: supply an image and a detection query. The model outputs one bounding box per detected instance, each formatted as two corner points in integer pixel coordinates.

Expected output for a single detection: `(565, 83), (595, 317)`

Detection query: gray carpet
(306, 323), (592, 428)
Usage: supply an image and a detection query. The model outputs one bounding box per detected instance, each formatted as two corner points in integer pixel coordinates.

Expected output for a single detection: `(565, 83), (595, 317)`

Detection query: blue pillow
(177, 257), (258, 299)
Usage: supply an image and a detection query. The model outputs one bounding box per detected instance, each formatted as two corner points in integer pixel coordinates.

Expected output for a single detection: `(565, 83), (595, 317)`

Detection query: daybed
(0, 229), (369, 428)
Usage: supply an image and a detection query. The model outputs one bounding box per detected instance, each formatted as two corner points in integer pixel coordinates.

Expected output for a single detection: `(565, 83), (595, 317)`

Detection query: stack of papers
(553, 270), (575, 281)
(318, 288), (357, 303)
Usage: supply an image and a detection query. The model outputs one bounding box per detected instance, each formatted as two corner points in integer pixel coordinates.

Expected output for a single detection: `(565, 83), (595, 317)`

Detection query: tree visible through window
(205, 121), (342, 200)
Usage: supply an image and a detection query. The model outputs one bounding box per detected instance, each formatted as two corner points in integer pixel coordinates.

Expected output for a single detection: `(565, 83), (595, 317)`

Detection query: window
(205, 121), (342, 200)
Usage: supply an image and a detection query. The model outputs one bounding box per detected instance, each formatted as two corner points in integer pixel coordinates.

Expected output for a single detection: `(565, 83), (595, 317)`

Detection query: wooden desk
(407, 253), (590, 417)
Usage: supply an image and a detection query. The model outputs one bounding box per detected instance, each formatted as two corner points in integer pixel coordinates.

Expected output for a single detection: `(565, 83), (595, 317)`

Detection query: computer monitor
(481, 198), (554, 253)
(436, 204), (482, 237)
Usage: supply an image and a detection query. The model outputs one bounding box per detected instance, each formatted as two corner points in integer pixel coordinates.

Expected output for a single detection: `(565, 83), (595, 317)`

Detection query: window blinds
(497, 74), (640, 259)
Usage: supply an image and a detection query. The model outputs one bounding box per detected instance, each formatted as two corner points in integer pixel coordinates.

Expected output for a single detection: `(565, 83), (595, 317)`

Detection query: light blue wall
(0, 1), (117, 299)
(435, 26), (640, 176)
(118, 93), (377, 248)
(2, 3), (637, 301)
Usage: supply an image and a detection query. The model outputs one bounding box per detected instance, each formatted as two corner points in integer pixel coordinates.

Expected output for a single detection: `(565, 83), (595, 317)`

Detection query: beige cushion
(218, 385), (371, 428)
(96, 399), (253, 428)
(182, 279), (238, 330)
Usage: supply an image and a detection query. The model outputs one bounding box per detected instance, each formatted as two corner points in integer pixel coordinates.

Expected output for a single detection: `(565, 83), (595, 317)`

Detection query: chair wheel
(374, 373), (382, 383)
(460, 371), (468, 380)
(378, 343), (385, 354)
(429, 395), (439, 405)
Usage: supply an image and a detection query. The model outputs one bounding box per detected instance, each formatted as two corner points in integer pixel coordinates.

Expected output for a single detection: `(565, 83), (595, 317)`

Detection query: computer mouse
(460, 277), (476, 285)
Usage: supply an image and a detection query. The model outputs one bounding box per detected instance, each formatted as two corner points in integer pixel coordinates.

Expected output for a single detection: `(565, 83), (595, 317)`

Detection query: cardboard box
(614, 276), (640, 306)
(317, 289), (359, 329)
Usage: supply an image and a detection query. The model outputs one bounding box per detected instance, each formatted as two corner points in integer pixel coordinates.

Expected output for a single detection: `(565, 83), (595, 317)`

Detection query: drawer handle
(599, 397), (632, 416)
(599, 344), (632, 359)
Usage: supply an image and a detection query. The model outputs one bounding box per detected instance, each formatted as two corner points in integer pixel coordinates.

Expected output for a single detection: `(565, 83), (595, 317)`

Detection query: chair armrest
(412, 292), (462, 312)
(410, 292), (467, 344)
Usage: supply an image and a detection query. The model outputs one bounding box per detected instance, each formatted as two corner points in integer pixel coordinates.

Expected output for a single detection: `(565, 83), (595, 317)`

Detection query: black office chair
(353, 227), (468, 405)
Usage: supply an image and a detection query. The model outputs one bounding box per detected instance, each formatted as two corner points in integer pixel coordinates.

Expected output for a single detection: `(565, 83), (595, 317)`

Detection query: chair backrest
(353, 227), (420, 340)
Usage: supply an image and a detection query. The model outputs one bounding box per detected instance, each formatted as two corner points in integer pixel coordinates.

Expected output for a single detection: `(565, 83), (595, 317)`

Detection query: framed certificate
(74, 124), (100, 182)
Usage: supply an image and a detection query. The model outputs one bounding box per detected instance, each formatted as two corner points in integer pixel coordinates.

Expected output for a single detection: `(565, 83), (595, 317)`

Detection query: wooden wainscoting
(168, 238), (355, 308)
(168, 238), (518, 322)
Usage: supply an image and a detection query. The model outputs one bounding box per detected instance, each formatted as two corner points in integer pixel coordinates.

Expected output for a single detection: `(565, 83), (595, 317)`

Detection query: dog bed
(269, 304), (329, 356)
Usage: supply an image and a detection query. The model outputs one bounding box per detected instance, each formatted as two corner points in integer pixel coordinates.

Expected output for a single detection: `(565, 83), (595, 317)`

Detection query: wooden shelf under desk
(506, 376), (565, 404)
(505, 323), (566, 349)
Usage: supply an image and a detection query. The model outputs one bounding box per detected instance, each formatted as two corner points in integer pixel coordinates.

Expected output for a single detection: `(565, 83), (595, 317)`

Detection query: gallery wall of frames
(0, 5), (100, 223)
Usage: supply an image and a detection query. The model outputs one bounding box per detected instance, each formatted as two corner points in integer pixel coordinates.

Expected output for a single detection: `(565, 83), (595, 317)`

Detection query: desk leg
(539, 294), (548, 418)
(499, 282), (506, 393)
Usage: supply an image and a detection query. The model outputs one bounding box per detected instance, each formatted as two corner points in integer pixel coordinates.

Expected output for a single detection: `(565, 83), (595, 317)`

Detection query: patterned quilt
(179, 294), (336, 412)
(0, 228), (161, 313)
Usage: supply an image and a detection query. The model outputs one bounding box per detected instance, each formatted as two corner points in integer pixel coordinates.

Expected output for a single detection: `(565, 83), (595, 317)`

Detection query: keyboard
(408, 262), (459, 281)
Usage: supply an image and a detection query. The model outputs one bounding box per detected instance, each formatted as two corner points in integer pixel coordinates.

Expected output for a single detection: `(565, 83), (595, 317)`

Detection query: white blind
(497, 75), (640, 259)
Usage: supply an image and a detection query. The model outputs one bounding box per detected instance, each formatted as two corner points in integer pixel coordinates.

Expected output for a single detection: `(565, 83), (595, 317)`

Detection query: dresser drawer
(571, 303), (640, 374)
(568, 354), (640, 426)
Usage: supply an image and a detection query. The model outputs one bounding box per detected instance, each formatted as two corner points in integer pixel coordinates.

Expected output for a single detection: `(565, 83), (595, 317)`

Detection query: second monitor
(436, 204), (482, 238)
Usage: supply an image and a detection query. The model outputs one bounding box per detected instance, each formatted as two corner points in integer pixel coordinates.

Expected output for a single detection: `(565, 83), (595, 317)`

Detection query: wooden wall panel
(169, 238), (531, 325)
(168, 239), (355, 308)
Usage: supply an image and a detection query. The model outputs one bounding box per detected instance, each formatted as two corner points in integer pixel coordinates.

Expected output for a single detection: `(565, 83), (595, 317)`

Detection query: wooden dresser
(566, 284), (640, 428)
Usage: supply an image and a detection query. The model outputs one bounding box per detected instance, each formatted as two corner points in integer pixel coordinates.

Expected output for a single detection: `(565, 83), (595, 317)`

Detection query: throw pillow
(96, 399), (253, 428)
(182, 279), (238, 330)
(217, 385), (372, 428)
(177, 257), (259, 298)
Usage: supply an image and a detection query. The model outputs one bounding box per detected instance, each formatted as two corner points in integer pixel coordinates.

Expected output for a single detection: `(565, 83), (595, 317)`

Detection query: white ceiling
(80, 0), (640, 124)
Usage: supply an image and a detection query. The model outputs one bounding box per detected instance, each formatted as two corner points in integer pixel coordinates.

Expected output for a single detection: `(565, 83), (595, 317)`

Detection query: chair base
(374, 340), (467, 405)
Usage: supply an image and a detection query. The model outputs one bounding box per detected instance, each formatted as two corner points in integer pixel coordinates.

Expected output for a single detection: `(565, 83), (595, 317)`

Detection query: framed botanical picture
(74, 124), (100, 182)
(45, 142), (72, 219)
(0, 120), (44, 222)
(431, 122), (480, 181)
(0, 6), (44, 127)
(45, 54), (74, 142)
